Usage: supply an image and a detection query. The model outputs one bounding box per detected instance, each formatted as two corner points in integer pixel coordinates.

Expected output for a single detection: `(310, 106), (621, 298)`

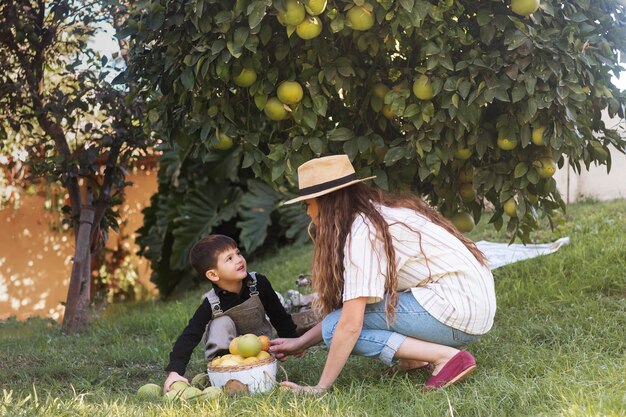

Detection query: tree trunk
(62, 206), (95, 333)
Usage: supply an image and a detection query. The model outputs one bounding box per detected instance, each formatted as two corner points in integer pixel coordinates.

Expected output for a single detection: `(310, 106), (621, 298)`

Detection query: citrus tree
(0, 0), (149, 331)
(129, 0), (626, 289)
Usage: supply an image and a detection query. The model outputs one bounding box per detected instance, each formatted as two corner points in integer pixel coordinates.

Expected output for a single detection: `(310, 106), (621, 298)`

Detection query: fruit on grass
(258, 335), (271, 351)
(170, 381), (189, 392)
(162, 389), (183, 402)
(304, 0), (327, 15)
(503, 198), (517, 217)
(198, 386), (223, 401)
(296, 16), (322, 40)
(412, 75), (434, 100)
(459, 183), (476, 202)
(232, 68), (257, 87)
(264, 97), (288, 120)
(511, 0), (540, 16)
(237, 333), (263, 358)
(182, 386), (203, 400)
(191, 373), (210, 390)
(214, 133), (233, 150)
(137, 383), (162, 399)
(454, 147), (472, 160)
(229, 336), (241, 355)
(346, 5), (374, 31)
(277, 0), (306, 26)
(497, 129), (518, 150)
(277, 80), (304, 105)
(224, 379), (249, 396)
(531, 125), (546, 146)
(451, 212), (475, 233)
(535, 157), (556, 178)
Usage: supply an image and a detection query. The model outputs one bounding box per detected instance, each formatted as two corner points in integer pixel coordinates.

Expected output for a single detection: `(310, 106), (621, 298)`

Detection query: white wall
(554, 113), (626, 202)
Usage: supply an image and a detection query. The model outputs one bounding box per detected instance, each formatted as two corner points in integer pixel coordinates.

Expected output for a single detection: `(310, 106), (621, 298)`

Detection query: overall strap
(205, 289), (223, 315)
(248, 271), (258, 296)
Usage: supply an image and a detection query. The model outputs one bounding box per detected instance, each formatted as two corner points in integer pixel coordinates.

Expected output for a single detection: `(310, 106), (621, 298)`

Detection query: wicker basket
(291, 308), (321, 334)
(207, 355), (277, 393)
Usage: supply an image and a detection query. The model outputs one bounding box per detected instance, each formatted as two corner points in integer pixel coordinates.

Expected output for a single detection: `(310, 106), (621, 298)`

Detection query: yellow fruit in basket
(229, 336), (240, 355)
(237, 334), (263, 358)
(219, 358), (241, 367)
(258, 335), (271, 351)
(231, 354), (245, 364)
(256, 350), (271, 360)
(243, 357), (259, 365)
(210, 356), (223, 367)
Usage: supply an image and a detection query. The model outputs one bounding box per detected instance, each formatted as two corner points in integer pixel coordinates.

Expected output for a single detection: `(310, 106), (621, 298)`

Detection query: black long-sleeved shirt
(165, 273), (298, 375)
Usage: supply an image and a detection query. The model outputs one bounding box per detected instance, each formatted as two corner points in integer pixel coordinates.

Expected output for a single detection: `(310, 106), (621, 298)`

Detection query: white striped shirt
(343, 205), (496, 335)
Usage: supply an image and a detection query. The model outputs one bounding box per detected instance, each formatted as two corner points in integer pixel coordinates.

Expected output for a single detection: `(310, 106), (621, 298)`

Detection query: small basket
(207, 355), (277, 393)
(291, 308), (322, 334)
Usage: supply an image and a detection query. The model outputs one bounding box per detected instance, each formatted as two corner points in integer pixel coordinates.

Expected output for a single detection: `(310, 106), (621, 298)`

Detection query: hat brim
(282, 176), (376, 205)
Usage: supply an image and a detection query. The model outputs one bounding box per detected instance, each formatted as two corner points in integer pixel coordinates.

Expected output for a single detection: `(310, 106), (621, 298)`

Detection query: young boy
(164, 234), (298, 392)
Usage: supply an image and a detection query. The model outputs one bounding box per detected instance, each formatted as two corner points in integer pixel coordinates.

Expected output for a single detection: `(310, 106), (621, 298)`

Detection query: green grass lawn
(1, 200), (625, 416)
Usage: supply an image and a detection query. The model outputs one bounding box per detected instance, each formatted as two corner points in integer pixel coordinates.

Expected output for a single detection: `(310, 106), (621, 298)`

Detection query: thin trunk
(62, 206), (95, 333)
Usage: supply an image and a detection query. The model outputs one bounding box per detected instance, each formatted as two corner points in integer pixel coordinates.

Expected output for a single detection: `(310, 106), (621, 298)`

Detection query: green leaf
(399, 0), (415, 13)
(180, 68), (194, 90)
(308, 137), (324, 154)
(236, 180), (282, 253)
(171, 185), (242, 270)
(233, 27), (249, 49)
(247, 1), (267, 28)
(328, 127), (354, 141)
(384, 147), (405, 165)
(514, 162), (528, 178)
(313, 95), (328, 116)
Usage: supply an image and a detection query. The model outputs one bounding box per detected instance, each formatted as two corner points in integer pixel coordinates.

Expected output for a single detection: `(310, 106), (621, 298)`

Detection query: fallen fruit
(224, 379), (250, 396)
(137, 383), (162, 399)
(170, 381), (189, 392)
(191, 373), (210, 390)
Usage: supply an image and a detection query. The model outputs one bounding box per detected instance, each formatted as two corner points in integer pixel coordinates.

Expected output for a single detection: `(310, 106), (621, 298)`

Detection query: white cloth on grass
(476, 237), (570, 270)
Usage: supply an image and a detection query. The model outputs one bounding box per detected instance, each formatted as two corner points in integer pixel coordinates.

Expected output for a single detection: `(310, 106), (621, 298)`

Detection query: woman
(271, 154), (496, 393)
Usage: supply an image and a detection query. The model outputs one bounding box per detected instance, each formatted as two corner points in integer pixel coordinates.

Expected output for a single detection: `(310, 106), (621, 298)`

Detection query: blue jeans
(321, 292), (481, 366)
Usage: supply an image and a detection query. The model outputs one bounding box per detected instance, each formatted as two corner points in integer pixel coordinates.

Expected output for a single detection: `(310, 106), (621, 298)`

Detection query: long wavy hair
(310, 182), (487, 322)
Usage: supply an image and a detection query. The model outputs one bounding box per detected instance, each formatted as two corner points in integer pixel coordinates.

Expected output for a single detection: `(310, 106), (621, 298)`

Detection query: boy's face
(206, 246), (247, 285)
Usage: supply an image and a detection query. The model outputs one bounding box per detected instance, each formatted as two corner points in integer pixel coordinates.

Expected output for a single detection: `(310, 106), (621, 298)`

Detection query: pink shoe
(424, 350), (477, 389)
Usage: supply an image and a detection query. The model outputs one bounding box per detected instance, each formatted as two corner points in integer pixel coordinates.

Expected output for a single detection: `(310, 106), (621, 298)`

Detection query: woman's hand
(270, 337), (306, 361)
(163, 371), (188, 394)
(279, 381), (329, 395)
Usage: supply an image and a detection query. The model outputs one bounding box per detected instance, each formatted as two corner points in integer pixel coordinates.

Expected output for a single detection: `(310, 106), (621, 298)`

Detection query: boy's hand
(163, 371), (189, 394)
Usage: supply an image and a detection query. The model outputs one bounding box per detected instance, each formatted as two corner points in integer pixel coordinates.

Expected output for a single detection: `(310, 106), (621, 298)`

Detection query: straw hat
(283, 154), (375, 205)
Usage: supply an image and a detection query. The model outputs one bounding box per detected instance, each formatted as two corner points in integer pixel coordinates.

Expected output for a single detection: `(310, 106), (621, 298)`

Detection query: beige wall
(0, 170), (158, 321)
